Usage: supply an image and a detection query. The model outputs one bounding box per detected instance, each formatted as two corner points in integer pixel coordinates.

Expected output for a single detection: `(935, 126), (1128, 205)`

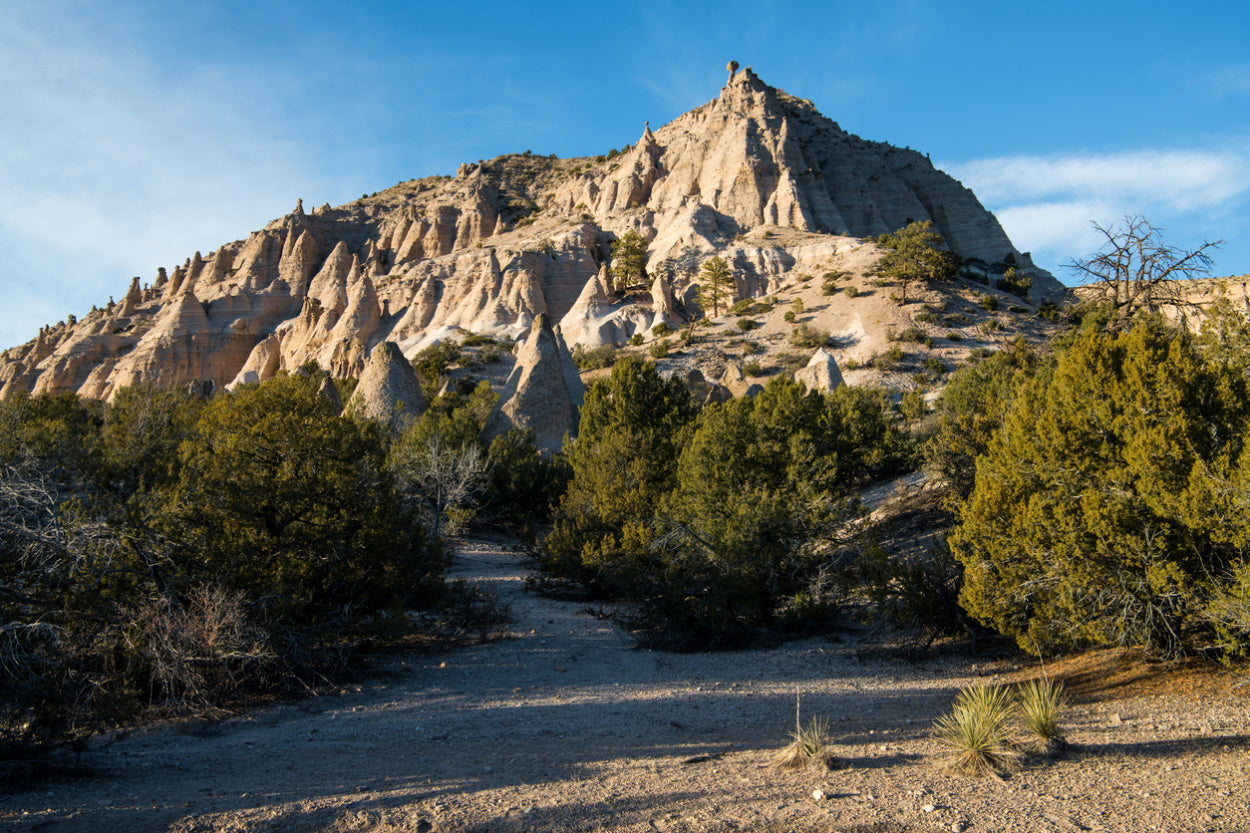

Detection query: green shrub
(783, 310), (797, 323)
(736, 317), (758, 331)
(572, 344), (618, 370)
(651, 321), (672, 337)
(923, 357), (948, 374)
(629, 333), (644, 346)
(789, 323), (828, 348)
(979, 295), (999, 312)
(845, 286), (861, 298)
(649, 339), (670, 359)
(872, 345), (906, 370)
(743, 360), (764, 377)
(933, 685), (1019, 776)
(894, 327), (926, 343)
(945, 331), (962, 342)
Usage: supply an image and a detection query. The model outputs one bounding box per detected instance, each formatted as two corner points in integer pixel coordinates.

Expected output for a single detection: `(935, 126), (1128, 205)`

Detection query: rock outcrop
(483, 315), (584, 453)
(793, 348), (844, 393)
(344, 341), (428, 432)
(0, 68), (1061, 401)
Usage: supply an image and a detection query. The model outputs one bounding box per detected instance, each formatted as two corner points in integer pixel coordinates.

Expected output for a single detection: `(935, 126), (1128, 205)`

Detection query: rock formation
(0, 68), (1062, 401)
(343, 341), (428, 432)
(483, 314), (584, 453)
(794, 348), (844, 393)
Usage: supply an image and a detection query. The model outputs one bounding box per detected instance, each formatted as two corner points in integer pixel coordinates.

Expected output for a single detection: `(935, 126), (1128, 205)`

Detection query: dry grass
(771, 696), (837, 771)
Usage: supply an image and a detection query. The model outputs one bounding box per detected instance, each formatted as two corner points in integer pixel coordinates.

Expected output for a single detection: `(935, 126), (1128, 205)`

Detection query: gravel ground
(3, 538), (1249, 833)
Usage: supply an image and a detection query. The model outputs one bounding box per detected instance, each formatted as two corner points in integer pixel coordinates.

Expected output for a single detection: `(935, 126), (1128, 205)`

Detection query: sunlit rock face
(0, 69), (1058, 400)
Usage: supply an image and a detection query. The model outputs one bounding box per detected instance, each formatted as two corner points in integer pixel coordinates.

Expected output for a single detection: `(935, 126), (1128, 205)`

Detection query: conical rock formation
(343, 341), (428, 432)
(484, 314), (584, 453)
(793, 348), (844, 393)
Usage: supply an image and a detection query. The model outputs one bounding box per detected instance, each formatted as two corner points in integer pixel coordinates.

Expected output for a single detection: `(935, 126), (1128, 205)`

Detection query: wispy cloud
(943, 149), (1250, 276)
(947, 150), (1250, 212)
(0, 4), (345, 347)
(1208, 64), (1250, 98)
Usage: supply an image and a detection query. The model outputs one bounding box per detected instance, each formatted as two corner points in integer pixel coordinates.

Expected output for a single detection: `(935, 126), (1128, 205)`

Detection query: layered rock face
(0, 68), (1059, 400)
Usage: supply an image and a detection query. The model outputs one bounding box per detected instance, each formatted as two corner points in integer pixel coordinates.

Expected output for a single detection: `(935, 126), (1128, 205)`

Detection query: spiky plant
(932, 684), (1019, 776)
(1017, 677), (1068, 755)
(772, 695), (836, 771)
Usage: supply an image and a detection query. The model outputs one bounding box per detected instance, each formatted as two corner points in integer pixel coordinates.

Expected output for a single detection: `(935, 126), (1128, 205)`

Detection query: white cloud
(944, 149), (1250, 280)
(947, 150), (1250, 213)
(0, 5), (347, 348)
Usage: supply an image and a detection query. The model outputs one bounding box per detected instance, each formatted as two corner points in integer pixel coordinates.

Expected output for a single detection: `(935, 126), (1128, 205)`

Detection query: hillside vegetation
(4, 218), (1249, 774)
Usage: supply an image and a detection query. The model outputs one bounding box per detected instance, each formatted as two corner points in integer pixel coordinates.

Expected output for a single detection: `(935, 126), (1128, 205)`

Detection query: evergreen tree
(696, 255), (734, 318)
(609, 230), (648, 292)
(877, 220), (959, 304)
(543, 357), (695, 583)
(950, 318), (1250, 656)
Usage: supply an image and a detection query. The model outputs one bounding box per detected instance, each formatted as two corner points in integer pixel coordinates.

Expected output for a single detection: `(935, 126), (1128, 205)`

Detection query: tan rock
(344, 341), (428, 432)
(793, 348), (844, 393)
(484, 314), (584, 453)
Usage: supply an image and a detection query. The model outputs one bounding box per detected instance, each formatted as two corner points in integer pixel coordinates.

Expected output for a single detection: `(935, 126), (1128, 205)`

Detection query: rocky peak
(0, 66), (1063, 402)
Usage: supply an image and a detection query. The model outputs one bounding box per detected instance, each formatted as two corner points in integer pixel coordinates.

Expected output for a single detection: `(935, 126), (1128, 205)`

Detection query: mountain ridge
(0, 67), (1061, 401)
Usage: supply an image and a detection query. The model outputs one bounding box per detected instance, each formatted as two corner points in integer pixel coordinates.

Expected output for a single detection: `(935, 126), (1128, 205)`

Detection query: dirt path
(4, 539), (1250, 832)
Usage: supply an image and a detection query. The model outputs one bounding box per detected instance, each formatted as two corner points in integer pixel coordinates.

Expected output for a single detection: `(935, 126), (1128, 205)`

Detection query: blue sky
(2, 0), (1248, 348)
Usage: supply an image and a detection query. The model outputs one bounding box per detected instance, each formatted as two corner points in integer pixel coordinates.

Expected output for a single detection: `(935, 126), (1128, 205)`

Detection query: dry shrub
(1016, 677), (1068, 756)
(125, 585), (276, 712)
(772, 696), (837, 771)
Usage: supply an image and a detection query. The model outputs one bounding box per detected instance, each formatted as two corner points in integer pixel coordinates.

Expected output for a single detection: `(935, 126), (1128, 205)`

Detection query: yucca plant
(772, 695), (836, 771)
(932, 683), (1019, 776)
(1016, 677), (1068, 755)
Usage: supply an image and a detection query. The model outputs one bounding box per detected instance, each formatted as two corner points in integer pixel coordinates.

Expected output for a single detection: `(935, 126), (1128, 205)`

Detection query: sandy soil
(3, 539), (1249, 833)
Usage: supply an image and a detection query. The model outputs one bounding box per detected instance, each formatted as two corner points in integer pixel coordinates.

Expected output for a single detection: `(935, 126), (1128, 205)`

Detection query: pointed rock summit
(344, 341), (428, 432)
(0, 65), (1062, 400)
(484, 315), (584, 453)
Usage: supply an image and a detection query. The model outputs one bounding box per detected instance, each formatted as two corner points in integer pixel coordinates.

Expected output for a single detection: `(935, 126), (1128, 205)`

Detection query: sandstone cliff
(0, 68), (1061, 400)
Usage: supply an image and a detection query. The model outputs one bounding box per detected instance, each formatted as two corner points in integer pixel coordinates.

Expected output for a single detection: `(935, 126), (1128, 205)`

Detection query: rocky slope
(0, 66), (1063, 401)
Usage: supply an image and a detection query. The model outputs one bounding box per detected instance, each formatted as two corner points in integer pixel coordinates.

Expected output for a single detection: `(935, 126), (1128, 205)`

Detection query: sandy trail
(3, 538), (1250, 832)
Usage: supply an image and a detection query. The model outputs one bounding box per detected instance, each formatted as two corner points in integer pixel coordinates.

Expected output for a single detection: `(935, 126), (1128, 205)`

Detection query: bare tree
(390, 437), (490, 540)
(1067, 215), (1224, 329)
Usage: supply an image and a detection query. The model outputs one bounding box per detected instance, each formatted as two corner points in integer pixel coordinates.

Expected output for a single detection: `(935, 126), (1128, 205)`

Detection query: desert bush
(543, 358), (696, 583)
(629, 333), (644, 346)
(871, 345), (905, 370)
(651, 321), (672, 337)
(649, 339), (670, 359)
(772, 697), (836, 771)
(893, 327), (926, 343)
(844, 285), (861, 298)
(979, 295), (999, 312)
(572, 343), (618, 370)
(789, 323), (828, 349)
(1016, 677), (1067, 754)
(951, 319), (1250, 657)
(743, 360), (764, 377)
(933, 684), (1019, 776)
(481, 429), (570, 534)
(736, 317), (759, 332)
